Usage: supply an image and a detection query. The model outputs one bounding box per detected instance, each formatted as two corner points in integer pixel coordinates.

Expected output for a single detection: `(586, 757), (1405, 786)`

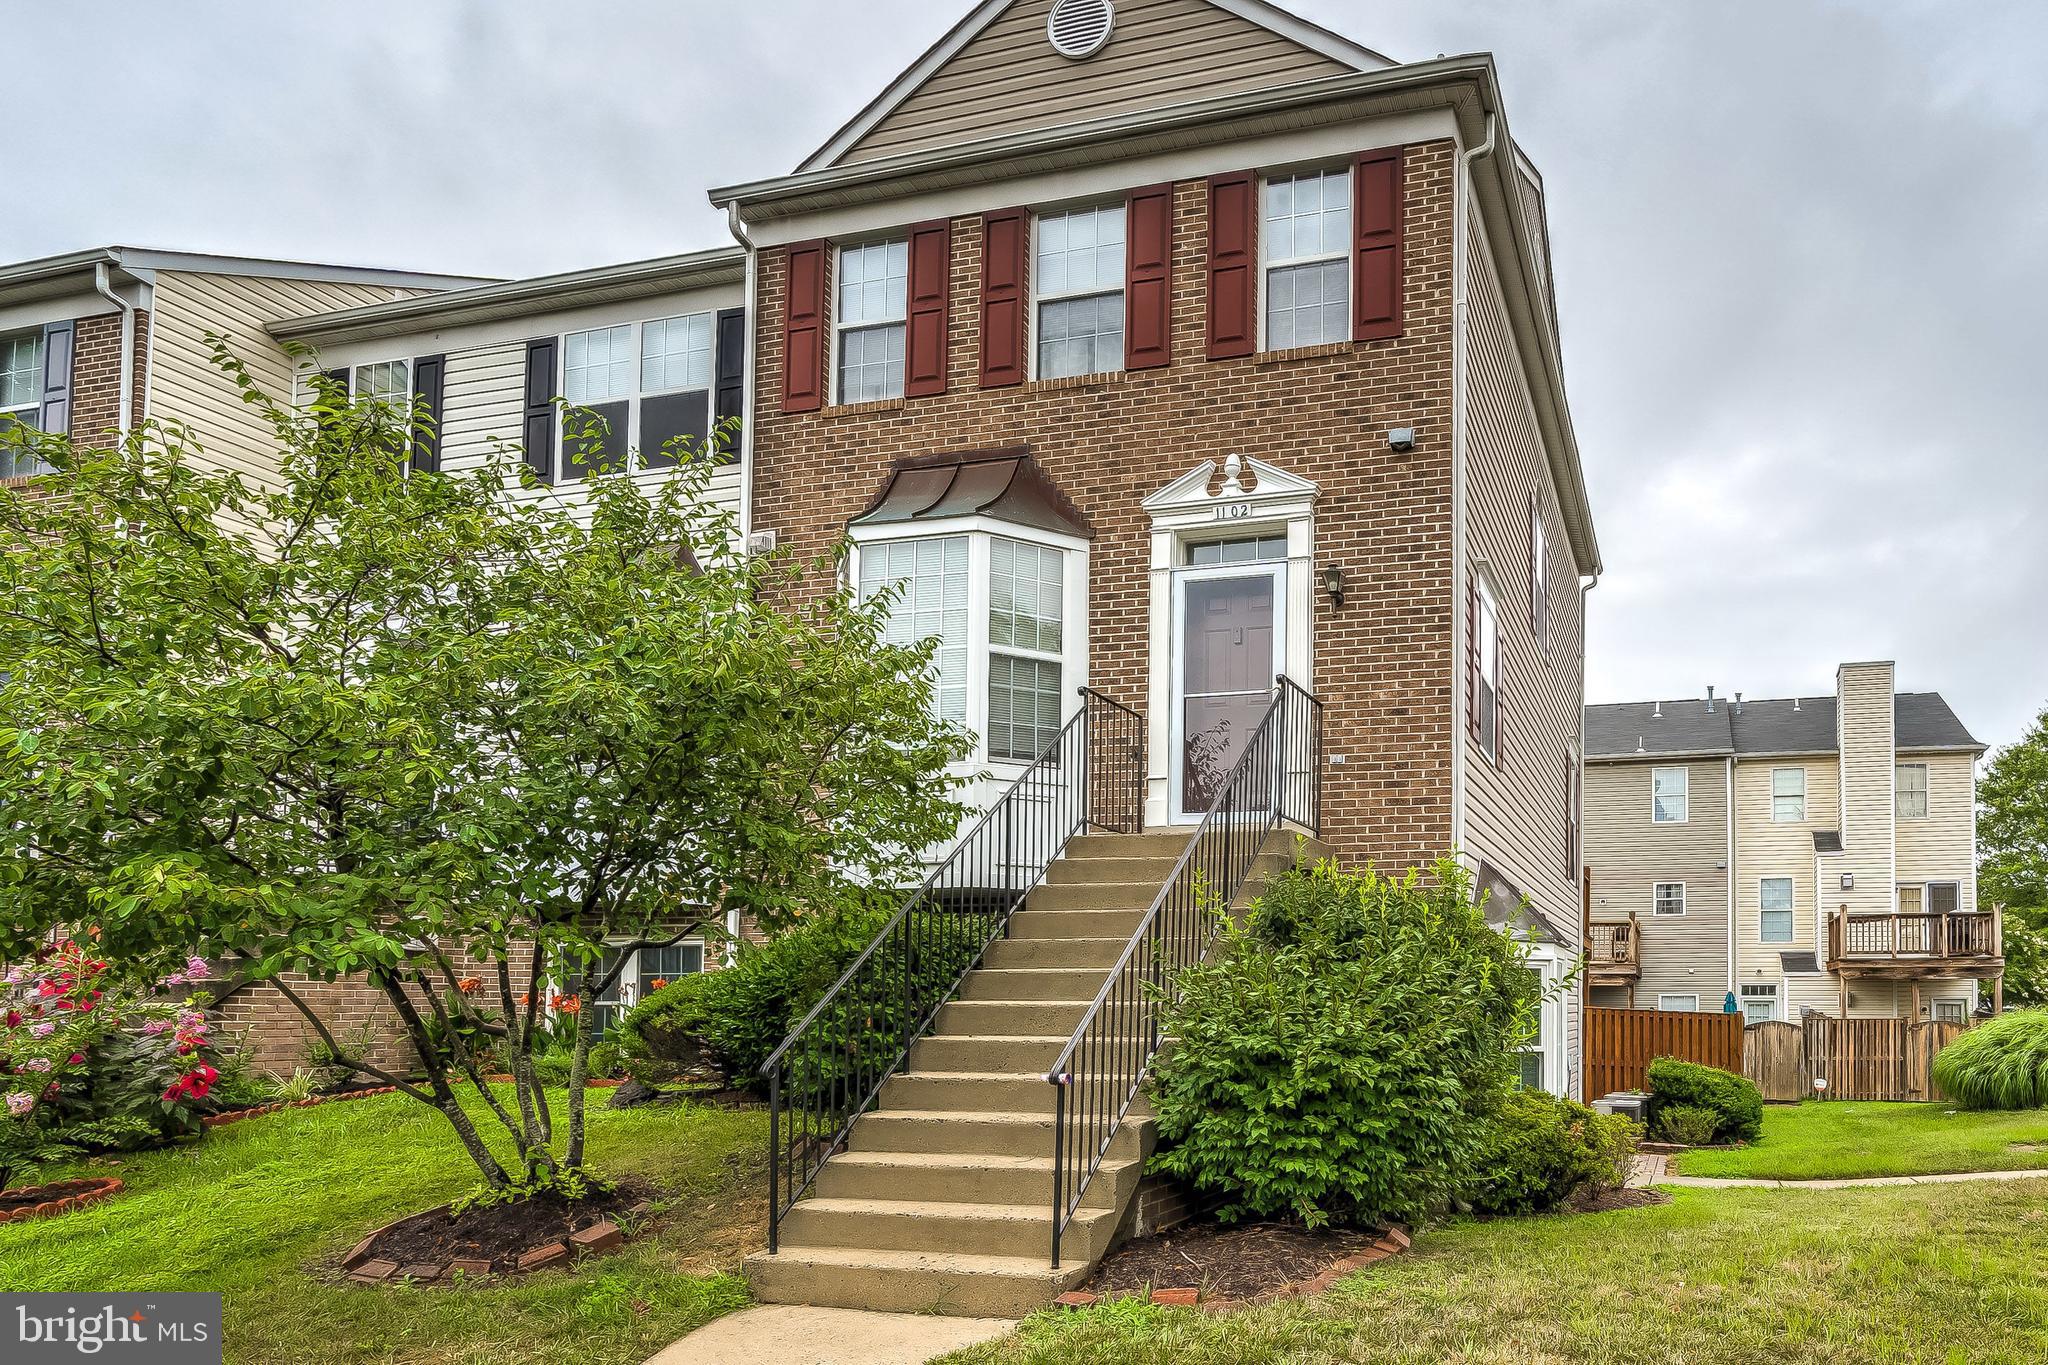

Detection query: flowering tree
(0, 941), (217, 1192)
(0, 349), (966, 1194)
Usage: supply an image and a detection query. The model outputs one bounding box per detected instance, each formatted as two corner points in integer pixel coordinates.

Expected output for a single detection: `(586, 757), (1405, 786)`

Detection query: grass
(0, 1088), (766, 1365)
(939, 1181), (2048, 1364)
(1674, 1101), (2048, 1180)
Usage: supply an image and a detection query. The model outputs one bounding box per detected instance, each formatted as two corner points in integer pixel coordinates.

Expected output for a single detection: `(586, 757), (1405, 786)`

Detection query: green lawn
(1674, 1102), (2048, 1180)
(941, 1181), (2048, 1364)
(1, 1089), (765, 1365)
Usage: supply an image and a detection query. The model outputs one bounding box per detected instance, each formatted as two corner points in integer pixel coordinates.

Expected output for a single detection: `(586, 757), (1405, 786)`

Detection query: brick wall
(68, 310), (150, 445)
(749, 141), (1459, 869)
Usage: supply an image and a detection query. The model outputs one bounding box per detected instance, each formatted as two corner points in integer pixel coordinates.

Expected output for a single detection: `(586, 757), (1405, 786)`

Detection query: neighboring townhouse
(0, 246), (479, 496)
(1584, 661), (1995, 1025)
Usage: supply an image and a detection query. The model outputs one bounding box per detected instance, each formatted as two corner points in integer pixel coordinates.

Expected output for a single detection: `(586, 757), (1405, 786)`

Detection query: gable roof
(1586, 690), (1984, 760)
(0, 246), (484, 309)
(800, 0), (1395, 171)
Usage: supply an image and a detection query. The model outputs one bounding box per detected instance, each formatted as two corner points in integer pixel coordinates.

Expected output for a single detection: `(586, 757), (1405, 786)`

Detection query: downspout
(1726, 756), (1737, 1002)
(1448, 108), (1497, 859)
(723, 201), (760, 969)
(1575, 567), (1595, 1100)
(92, 262), (136, 435)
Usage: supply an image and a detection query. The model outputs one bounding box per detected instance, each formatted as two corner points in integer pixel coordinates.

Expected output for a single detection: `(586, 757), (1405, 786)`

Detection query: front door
(1170, 562), (1283, 821)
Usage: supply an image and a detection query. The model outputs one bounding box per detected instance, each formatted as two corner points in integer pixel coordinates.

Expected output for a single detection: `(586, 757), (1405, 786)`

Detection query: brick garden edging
(201, 1085), (400, 1128)
(0, 1177), (124, 1225)
(339, 1197), (654, 1286)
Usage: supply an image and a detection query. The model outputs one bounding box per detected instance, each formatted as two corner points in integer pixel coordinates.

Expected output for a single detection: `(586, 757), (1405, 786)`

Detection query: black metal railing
(760, 687), (1143, 1252)
(1045, 676), (1321, 1266)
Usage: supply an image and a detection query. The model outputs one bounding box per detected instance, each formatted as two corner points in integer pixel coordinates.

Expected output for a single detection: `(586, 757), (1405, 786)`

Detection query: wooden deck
(1826, 908), (2003, 978)
(1587, 913), (1641, 987)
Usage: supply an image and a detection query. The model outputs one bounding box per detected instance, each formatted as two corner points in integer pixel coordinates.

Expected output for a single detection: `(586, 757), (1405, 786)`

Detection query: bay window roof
(850, 448), (1091, 540)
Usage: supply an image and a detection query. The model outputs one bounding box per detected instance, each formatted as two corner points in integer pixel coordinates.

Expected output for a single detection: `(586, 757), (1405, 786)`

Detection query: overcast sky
(12, 0), (2046, 753)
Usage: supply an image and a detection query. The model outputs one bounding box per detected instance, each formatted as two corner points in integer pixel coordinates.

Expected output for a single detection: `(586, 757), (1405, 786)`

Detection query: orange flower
(550, 993), (582, 1015)
(649, 978), (669, 992)
(456, 977), (481, 994)
(516, 993), (531, 1007)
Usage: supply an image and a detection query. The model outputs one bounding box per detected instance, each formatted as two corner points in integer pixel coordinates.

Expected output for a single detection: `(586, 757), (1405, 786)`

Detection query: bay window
(836, 239), (908, 403)
(1262, 167), (1351, 348)
(1035, 203), (1125, 380)
(859, 536), (970, 726)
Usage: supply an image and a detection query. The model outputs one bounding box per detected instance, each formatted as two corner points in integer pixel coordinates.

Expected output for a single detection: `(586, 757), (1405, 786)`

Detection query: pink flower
(141, 1019), (170, 1036)
(4, 1092), (31, 1116)
(20, 1058), (50, 1072)
(185, 957), (210, 979)
(161, 973), (186, 988)
(29, 1022), (54, 1038)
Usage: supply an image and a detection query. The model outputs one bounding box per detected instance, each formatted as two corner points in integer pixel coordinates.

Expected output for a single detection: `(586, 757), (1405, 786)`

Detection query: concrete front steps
(745, 827), (1322, 1318)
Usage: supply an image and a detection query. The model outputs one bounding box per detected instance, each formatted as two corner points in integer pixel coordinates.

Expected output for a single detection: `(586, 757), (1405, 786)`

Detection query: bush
(1644, 1058), (1762, 1142)
(613, 905), (889, 1094)
(1931, 1009), (2048, 1110)
(1463, 1088), (1639, 1215)
(1148, 859), (1551, 1228)
(1653, 1103), (1720, 1146)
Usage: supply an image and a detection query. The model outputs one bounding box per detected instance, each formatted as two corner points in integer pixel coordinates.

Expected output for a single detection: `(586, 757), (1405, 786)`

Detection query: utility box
(1592, 1091), (1650, 1124)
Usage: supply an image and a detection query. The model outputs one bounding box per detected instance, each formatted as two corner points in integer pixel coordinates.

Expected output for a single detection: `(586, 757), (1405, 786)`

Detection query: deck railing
(1587, 914), (1642, 974)
(1044, 676), (1322, 1267)
(758, 687), (1143, 1253)
(1827, 907), (2002, 965)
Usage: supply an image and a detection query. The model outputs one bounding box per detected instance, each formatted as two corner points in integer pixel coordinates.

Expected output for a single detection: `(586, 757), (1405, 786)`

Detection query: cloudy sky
(12, 0), (2046, 752)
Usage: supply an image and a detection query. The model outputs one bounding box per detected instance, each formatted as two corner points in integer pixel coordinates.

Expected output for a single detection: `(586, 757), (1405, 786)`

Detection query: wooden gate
(1586, 1006), (1744, 1098)
(1742, 1017), (1969, 1101)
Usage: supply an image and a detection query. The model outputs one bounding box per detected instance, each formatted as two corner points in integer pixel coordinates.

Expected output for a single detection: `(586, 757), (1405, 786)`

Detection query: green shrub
(1654, 1103), (1720, 1146)
(1148, 859), (1551, 1228)
(613, 905), (889, 1094)
(1645, 1058), (1762, 1142)
(1463, 1088), (1640, 1215)
(1931, 1009), (2048, 1110)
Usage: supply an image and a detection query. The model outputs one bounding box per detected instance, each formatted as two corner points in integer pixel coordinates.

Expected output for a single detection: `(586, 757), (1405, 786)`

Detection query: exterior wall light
(1387, 427), (1416, 453)
(1322, 564), (1346, 608)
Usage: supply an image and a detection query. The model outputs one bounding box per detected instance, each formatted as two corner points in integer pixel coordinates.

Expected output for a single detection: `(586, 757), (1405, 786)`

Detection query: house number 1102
(1213, 502), (1252, 520)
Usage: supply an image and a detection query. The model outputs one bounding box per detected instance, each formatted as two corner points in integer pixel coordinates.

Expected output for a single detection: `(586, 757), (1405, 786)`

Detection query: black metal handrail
(1045, 675), (1321, 1266)
(761, 687), (1143, 1252)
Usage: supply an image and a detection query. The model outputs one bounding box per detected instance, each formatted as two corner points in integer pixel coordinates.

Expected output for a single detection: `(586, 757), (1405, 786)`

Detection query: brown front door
(1178, 570), (1277, 814)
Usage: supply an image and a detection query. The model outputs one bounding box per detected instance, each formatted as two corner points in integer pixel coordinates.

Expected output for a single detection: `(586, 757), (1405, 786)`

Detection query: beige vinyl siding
(1732, 754), (1838, 960)
(840, 0), (1353, 164)
(1833, 662), (1898, 922)
(1584, 759), (1730, 1007)
(146, 271), (425, 492)
(1457, 205), (1584, 1088)
(1894, 752), (1978, 914)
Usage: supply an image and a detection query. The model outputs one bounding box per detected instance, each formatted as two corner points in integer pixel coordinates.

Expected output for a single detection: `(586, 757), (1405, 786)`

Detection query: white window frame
(833, 237), (908, 405)
(1032, 202), (1126, 381)
(1529, 496), (1549, 653)
(1896, 762), (1929, 821)
(1652, 766), (1689, 824)
(850, 519), (1090, 774)
(1760, 876), (1796, 943)
(0, 327), (49, 478)
(1739, 982), (1782, 1024)
(1653, 881), (1687, 917)
(1771, 766), (1807, 823)
(1474, 575), (1500, 764)
(1657, 993), (1700, 1013)
(1260, 164), (1352, 351)
(558, 311), (720, 478)
(578, 936), (708, 1038)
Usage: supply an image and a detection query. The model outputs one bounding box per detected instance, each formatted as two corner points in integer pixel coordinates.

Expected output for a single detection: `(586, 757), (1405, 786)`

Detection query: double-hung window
(0, 329), (48, 478)
(836, 239), (908, 403)
(859, 537), (971, 727)
(1473, 578), (1500, 762)
(1760, 877), (1795, 943)
(1772, 767), (1806, 823)
(582, 940), (708, 1038)
(1653, 882), (1686, 917)
(1529, 500), (1549, 651)
(987, 538), (1065, 761)
(1652, 766), (1689, 823)
(1896, 763), (1929, 820)
(559, 313), (720, 476)
(352, 359), (412, 420)
(1740, 982), (1780, 1023)
(1262, 167), (1350, 348)
(1035, 204), (1125, 380)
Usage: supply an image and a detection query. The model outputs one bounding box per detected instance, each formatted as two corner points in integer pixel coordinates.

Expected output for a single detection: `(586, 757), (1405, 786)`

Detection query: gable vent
(1048, 0), (1115, 59)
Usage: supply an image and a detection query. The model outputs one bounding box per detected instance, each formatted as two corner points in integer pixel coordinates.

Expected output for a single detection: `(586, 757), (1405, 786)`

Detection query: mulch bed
(1082, 1220), (1404, 1306)
(0, 1177), (124, 1224)
(340, 1177), (658, 1284)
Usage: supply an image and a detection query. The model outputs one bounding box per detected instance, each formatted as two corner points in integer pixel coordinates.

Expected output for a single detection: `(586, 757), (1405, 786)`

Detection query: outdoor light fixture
(1841, 873), (1855, 890)
(1387, 427), (1416, 453)
(1323, 564), (1346, 608)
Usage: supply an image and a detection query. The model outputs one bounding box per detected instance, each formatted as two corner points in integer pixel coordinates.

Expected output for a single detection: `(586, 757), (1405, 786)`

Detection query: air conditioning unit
(745, 529), (778, 556)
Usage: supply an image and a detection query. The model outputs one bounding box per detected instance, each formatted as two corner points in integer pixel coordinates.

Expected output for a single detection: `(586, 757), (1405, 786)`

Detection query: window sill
(822, 397), (906, 419)
(1251, 341), (1360, 367)
(1020, 369), (1129, 396)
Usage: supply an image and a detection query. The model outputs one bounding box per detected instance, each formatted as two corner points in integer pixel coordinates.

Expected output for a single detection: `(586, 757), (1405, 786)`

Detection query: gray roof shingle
(1588, 690), (1981, 760)
(1584, 700), (1732, 758)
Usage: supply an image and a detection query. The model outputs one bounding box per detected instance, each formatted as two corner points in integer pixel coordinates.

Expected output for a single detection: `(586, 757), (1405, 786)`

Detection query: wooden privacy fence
(1743, 1016), (1970, 1102)
(1585, 1006), (1744, 1097)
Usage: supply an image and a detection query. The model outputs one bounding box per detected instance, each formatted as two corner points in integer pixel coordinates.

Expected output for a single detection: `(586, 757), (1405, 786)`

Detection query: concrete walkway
(645, 1305), (1014, 1365)
(1631, 1150), (2048, 1190)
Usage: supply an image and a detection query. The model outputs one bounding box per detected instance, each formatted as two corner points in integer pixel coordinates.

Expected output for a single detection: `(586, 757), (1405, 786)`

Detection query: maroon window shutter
(1353, 146), (1404, 341)
(1205, 171), (1257, 359)
(1124, 183), (1174, 370)
(905, 219), (951, 397)
(979, 208), (1028, 387)
(781, 240), (826, 413)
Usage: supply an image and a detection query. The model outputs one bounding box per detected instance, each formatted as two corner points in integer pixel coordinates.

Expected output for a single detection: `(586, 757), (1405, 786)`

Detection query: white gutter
(92, 262), (135, 435)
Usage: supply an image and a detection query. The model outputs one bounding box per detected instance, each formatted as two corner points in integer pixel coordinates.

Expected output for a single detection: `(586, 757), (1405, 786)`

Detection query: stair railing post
(1051, 1078), (1066, 1269)
(767, 1067), (781, 1254)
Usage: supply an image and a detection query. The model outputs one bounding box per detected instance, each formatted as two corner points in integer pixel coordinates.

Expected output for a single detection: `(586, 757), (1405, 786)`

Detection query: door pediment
(1142, 455), (1318, 531)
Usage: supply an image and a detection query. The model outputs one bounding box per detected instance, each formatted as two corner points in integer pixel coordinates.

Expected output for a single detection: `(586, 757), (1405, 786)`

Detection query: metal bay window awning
(849, 446), (1092, 539)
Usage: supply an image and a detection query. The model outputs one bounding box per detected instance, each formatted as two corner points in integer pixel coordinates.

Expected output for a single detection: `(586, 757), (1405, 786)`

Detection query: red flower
(67, 1053), (84, 1066)
(4, 1011), (18, 1028)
